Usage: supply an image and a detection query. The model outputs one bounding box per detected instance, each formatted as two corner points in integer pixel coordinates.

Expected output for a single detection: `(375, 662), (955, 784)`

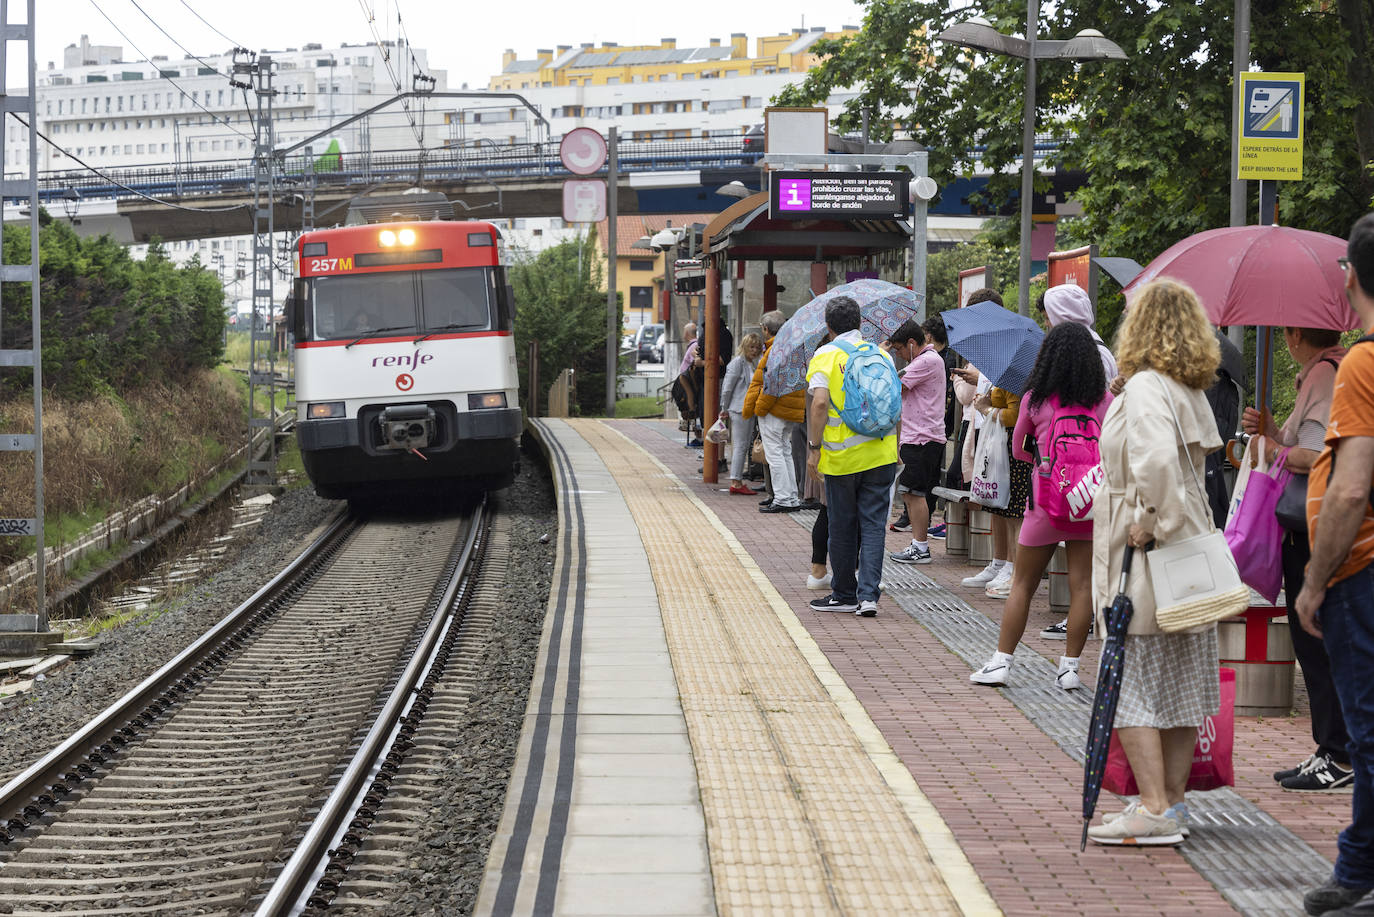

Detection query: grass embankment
(614, 396), (663, 418)
(0, 367), (247, 579)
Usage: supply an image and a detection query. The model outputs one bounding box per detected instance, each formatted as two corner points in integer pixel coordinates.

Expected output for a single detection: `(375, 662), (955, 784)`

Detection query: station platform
(476, 417), (1349, 917)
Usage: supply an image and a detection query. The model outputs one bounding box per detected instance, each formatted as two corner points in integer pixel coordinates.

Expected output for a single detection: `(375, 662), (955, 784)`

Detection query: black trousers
(1284, 529), (1352, 763)
(812, 505), (829, 566)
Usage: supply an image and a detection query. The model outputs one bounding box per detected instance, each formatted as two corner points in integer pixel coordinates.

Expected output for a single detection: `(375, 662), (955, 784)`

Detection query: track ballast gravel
(0, 452), (556, 916)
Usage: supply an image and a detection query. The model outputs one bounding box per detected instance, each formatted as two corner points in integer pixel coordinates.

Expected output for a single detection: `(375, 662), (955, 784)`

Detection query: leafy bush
(2, 218), (226, 397)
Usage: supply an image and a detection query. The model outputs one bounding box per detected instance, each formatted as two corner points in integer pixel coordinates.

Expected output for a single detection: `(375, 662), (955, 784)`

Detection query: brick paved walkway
(613, 418), (1351, 916)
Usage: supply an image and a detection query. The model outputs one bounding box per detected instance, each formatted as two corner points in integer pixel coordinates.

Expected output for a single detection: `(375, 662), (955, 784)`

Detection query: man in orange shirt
(1298, 212), (1374, 917)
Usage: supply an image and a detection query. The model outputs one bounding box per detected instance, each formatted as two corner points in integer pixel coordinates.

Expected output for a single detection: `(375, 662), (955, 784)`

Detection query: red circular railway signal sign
(560, 128), (608, 175)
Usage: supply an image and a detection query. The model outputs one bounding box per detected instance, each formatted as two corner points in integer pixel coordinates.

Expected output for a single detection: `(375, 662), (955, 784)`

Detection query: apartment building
(7, 34), (447, 275)
(461, 27), (860, 147)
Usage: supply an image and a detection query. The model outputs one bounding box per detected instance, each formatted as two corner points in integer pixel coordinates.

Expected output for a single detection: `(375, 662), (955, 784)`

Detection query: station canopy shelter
(689, 191), (913, 483)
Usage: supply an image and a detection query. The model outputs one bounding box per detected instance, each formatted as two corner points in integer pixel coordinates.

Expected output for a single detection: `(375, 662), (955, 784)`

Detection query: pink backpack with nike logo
(1032, 407), (1104, 523)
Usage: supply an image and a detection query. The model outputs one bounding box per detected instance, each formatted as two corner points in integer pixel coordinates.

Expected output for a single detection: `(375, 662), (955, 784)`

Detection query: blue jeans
(824, 463), (897, 604)
(1322, 563), (1374, 887)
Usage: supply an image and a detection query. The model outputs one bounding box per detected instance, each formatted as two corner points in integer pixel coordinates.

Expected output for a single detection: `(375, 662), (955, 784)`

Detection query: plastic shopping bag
(970, 418), (1010, 510)
(705, 414), (729, 445)
(1102, 667), (1236, 796)
(1224, 437), (1268, 530)
(1224, 448), (1290, 604)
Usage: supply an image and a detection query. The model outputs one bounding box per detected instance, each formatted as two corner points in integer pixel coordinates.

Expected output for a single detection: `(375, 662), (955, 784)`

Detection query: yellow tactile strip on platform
(575, 420), (1000, 917)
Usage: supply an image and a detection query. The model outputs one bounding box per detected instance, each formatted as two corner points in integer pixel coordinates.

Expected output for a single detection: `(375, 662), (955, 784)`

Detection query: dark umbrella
(1082, 545), (1137, 851)
(1214, 327), (1245, 385)
(940, 300), (1045, 395)
(1092, 257), (1144, 288)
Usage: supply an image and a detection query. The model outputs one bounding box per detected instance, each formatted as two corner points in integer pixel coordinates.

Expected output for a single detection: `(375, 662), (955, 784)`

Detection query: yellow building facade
(490, 28), (859, 96)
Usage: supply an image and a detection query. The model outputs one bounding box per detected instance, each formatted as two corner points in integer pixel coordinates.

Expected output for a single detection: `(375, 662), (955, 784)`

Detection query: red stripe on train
(295, 330), (513, 348)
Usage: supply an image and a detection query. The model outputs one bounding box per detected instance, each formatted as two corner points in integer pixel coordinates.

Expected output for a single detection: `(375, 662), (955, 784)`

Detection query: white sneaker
(856, 600), (878, 618)
(961, 561), (1003, 588)
(806, 572), (832, 591)
(984, 565), (1014, 598)
(1088, 802), (1184, 846)
(970, 652), (1013, 686)
(1056, 656), (1082, 691)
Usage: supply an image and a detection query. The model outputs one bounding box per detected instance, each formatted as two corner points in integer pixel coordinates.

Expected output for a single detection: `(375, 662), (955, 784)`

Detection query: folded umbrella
(1082, 545), (1137, 850)
(762, 279), (923, 396)
(940, 300), (1045, 395)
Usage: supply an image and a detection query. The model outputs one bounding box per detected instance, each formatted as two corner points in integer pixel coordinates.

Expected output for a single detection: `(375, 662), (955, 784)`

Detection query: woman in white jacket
(1086, 279), (1222, 848)
(721, 333), (763, 494)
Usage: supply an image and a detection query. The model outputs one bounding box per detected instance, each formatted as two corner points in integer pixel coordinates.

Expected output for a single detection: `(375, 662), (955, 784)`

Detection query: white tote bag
(970, 418), (1011, 510)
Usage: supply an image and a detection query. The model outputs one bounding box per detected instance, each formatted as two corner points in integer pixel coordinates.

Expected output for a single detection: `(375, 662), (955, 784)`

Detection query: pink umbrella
(1123, 225), (1358, 331)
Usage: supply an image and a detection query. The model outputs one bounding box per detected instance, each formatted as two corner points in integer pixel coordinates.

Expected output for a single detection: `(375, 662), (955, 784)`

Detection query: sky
(17, 0), (867, 91)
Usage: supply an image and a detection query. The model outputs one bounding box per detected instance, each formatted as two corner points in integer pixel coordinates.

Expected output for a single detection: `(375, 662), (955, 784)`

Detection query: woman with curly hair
(970, 323), (1111, 690)
(1086, 279), (1223, 847)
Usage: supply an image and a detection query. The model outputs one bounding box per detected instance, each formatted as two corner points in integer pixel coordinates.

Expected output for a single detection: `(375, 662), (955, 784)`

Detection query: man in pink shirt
(887, 317), (949, 564)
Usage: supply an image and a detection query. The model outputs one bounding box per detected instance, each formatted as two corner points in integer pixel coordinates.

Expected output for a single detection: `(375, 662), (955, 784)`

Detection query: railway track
(0, 500), (493, 915)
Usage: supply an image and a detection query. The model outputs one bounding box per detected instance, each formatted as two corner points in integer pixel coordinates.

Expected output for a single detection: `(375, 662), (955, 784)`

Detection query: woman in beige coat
(1086, 279), (1222, 847)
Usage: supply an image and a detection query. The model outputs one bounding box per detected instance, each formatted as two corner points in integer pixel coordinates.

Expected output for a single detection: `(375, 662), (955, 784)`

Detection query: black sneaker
(1305, 877), (1374, 915)
(889, 513), (911, 533)
(809, 594), (859, 613)
(760, 502), (800, 514)
(758, 495), (774, 506)
(1283, 754), (1354, 793)
(1275, 753), (1320, 783)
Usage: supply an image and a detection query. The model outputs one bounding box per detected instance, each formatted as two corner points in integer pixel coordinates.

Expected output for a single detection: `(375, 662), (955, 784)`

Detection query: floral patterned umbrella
(762, 279), (924, 397)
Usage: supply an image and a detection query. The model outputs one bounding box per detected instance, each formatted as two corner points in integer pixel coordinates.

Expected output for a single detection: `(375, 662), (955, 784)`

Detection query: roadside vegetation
(0, 215), (241, 574)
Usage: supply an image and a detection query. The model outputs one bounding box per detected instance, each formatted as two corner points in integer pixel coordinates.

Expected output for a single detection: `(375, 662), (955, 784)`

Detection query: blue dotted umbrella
(939, 301), (1045, 396)
(1082, 545), (1138, 850)
(762, 279), (924, 397)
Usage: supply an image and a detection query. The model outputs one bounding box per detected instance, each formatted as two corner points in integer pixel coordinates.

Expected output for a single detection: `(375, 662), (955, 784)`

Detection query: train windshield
(305, 266), (500, 340)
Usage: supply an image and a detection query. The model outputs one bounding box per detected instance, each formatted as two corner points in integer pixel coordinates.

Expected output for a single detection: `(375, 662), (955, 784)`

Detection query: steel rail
(255, 496), (488, 916)
(0, 509), (358, 841)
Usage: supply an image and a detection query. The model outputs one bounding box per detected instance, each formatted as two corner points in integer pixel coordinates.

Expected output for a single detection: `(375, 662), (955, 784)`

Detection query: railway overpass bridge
(8, 138), (1065, 246)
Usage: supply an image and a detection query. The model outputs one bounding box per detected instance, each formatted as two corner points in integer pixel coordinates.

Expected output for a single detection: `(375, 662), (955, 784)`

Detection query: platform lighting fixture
(715, 181), (752, 199)
(936, 8), (1126, 315)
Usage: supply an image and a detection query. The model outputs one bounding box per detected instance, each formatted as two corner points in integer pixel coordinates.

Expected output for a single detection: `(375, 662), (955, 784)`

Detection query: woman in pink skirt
(970, 322), (1112, 690)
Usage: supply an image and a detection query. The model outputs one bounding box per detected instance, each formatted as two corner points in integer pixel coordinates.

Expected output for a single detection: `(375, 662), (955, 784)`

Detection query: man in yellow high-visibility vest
(804, 296), (900, 617)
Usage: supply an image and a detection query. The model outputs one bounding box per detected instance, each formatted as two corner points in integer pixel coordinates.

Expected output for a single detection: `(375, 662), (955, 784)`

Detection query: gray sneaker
(889, 543), (932, 565)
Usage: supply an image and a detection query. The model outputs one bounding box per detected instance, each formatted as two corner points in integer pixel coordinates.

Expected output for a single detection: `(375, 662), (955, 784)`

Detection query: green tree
(511, 230), (621, 416)
(776, 0), (1373, 279)
(3, 219), (226, 396)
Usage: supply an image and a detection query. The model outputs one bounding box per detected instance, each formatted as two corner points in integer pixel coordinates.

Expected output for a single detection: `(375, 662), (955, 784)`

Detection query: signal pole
(233, 50), (280, 485)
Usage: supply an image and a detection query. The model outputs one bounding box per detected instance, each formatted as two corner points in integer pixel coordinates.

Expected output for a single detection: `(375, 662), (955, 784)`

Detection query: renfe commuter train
(287, 219), (522, 500)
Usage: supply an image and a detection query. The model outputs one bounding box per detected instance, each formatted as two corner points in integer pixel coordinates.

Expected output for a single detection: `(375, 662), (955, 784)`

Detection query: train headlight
(467, 392), (508, 410)
(398, 227), (416, 246)
(378, 230), (397, 247)
(308, 401), (345, 419)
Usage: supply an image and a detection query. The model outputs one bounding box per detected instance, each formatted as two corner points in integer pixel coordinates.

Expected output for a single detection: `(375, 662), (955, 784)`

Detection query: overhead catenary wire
(175, 0), (242, 50)
(354, 0), (423, 147)
(86, 0), (252, 140)
(9, 113), (250, 214)
(125, 0), (228, 77)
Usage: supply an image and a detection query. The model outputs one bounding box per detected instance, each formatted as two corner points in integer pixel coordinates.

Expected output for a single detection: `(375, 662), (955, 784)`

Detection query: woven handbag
(1146, 380), (1250, 633)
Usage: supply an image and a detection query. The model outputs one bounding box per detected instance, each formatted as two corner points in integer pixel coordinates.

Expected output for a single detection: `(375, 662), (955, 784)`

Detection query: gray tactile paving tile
(882, 561), (1332, 916)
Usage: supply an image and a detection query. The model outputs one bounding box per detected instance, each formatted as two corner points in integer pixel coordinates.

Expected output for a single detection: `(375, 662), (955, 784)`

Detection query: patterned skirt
(1113, 628), (1220, 729)
(989, 429), (1031, 519)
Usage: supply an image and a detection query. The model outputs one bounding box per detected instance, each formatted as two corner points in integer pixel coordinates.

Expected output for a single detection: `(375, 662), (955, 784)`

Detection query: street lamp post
(938, 7), (1126, 315)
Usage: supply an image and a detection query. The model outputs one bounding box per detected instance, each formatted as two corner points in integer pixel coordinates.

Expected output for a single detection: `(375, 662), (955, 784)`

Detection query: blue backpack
(834, 339), (901, 438)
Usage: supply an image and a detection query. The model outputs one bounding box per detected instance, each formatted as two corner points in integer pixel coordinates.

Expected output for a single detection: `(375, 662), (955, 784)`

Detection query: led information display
(768, 171), (910, 220)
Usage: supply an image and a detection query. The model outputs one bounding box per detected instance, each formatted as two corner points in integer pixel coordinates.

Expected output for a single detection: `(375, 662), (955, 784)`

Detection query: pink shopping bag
(1224, 449), (1290, 604)
(1101, 667), (1235, 795)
